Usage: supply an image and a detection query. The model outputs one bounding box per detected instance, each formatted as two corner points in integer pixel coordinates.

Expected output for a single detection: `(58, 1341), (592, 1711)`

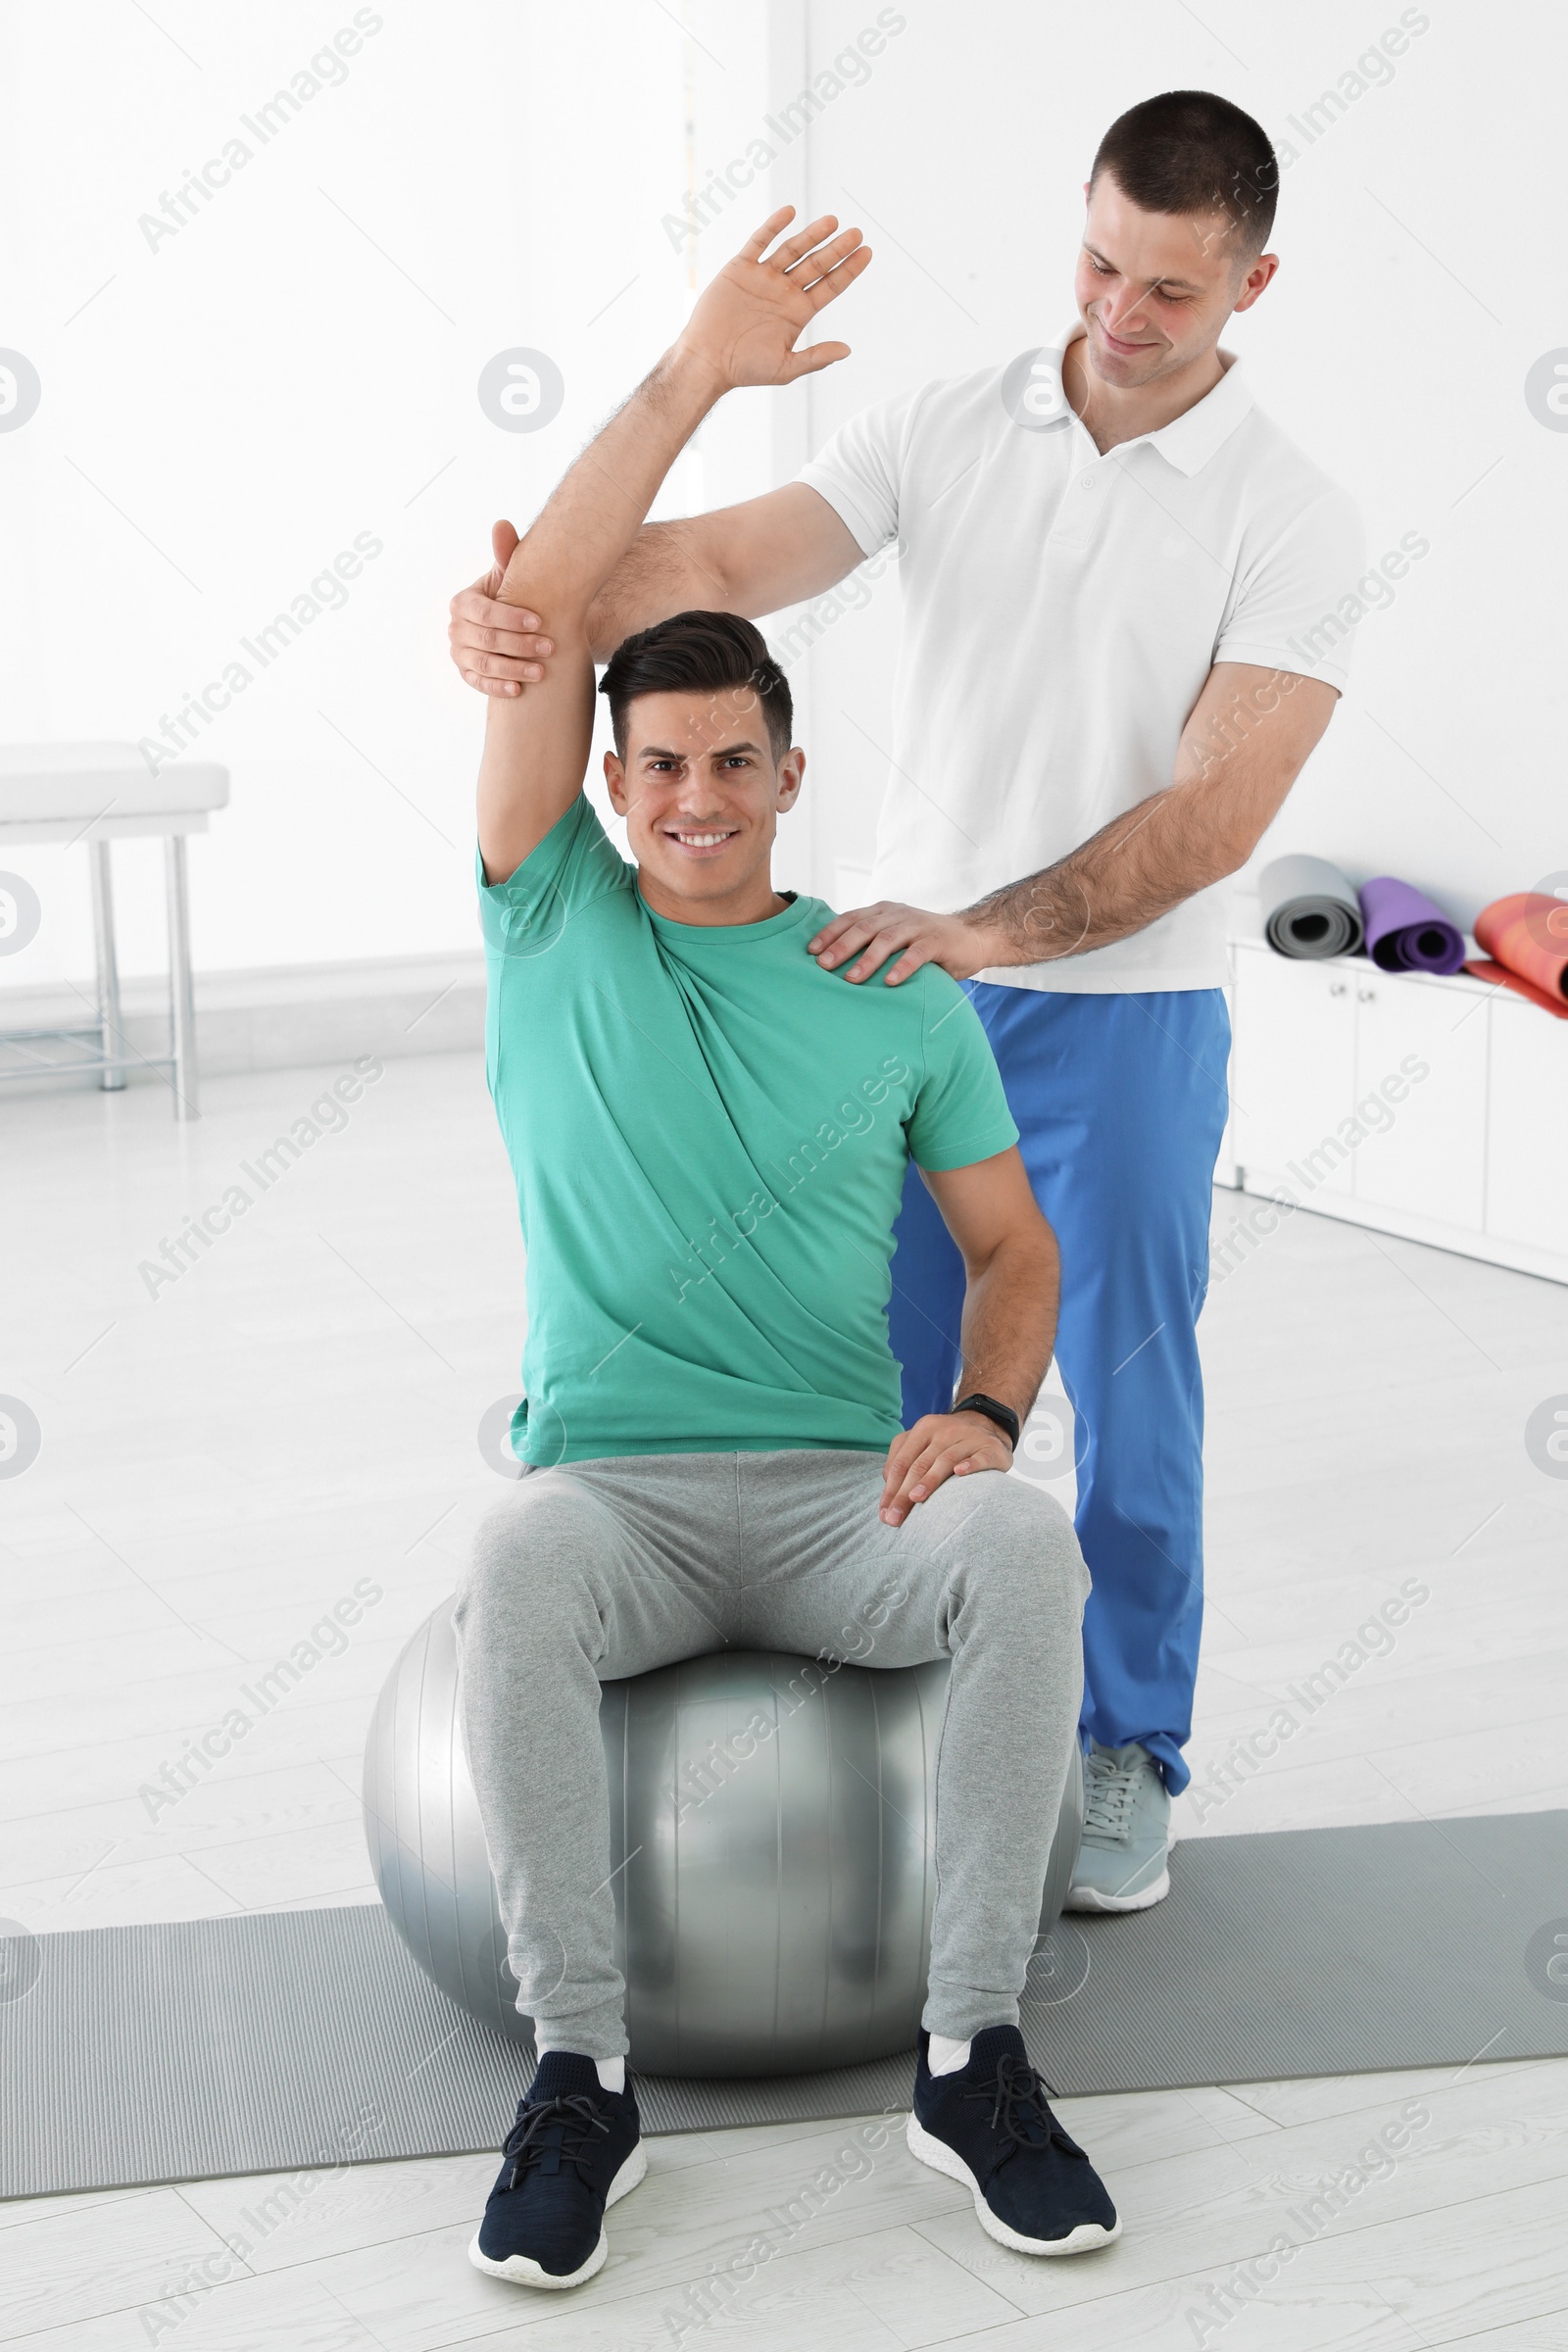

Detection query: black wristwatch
(952, 1393), (1020, 1450)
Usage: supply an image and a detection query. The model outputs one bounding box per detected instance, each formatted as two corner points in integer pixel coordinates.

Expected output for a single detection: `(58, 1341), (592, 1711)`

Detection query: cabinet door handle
(1357, 988), (1376, 1003)
(1329, 981), (1348, 996)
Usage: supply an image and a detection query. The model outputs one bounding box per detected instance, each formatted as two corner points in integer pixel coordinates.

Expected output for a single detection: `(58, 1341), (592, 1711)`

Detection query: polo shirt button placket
(1051, 464), (1100, 551)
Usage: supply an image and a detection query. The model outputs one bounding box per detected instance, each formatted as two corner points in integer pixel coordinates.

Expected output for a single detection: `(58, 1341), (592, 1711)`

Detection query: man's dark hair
(599, 610), (794, 761)
(1091, 90), (1279, 260)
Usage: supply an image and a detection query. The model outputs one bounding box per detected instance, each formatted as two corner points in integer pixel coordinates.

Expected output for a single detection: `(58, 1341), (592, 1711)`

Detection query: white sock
(535, 2043), (625, 2094)
(928, 2033), (971, 2077)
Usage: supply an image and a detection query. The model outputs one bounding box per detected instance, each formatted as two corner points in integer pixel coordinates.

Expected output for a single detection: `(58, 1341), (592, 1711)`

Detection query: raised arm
(475, 358), (717, 884)
(478, 208), (870, 879)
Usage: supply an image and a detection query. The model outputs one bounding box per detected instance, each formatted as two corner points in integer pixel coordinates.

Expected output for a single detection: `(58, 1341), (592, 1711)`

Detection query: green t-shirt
(479, 796), (1019, 1464)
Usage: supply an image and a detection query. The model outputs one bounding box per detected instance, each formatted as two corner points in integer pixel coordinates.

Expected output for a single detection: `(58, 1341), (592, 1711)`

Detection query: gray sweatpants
(453, 1447), (1089, 2056)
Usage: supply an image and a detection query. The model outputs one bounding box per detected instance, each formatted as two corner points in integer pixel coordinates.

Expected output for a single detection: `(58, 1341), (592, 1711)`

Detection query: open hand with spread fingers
(673, 204), (871, 393)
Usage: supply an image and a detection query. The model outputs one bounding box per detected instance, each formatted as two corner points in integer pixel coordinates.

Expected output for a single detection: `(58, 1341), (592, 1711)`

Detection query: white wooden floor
(3, 1051), (1567, 2350)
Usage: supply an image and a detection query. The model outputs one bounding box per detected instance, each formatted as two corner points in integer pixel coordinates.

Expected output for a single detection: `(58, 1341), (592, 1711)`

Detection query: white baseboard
(1235, 1164), (1568, 1288)
(0, 952), (485, 1093)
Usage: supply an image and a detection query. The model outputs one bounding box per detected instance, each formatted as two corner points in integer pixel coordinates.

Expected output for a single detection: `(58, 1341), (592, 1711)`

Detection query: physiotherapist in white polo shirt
(449, 90), (1366, 1916)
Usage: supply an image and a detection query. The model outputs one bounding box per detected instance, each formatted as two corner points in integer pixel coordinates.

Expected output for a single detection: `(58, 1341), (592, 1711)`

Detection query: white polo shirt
(798, 327), (1366, 993)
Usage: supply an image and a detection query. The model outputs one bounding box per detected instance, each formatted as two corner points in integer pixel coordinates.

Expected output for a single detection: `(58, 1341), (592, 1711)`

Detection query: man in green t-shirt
(457, 210), (1116, 2294)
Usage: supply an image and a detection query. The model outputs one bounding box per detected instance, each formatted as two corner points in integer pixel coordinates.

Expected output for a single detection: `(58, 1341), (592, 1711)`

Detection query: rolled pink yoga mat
(1357, 876), (1465, 976)
(1464, 892), (1568, 1020)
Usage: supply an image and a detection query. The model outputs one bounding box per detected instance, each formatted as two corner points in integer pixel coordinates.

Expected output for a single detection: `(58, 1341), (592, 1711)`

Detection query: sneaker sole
(467, 2140), (648, 2289)
(1061, 1865), (1171, 1915)
(905, 2113), (1120, 2256)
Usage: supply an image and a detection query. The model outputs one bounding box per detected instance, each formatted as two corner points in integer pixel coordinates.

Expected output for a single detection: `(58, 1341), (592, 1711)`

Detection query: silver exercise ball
(364, 1596), (1083, 2079)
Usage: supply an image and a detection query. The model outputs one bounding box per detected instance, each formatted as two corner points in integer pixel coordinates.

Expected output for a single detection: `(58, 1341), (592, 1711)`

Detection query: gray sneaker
(1062, 1740), (1173, 1913)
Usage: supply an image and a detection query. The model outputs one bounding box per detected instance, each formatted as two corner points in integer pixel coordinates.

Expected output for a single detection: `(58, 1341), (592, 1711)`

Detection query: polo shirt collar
(1052, 322), (1254, 477)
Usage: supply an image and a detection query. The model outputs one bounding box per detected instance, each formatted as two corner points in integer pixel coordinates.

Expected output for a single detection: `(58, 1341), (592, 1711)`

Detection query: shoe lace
(502, 2093), (611, 2191)
(963, 2053), (1085, 2168)
(1082, 1747), (1139, 1841)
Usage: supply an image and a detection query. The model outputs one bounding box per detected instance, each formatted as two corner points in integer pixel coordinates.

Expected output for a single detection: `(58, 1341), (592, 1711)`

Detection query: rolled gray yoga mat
(1259, 854), (1364, 959)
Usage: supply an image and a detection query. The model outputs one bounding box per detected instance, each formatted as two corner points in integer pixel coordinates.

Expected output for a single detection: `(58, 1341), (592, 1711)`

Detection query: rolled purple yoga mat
(1357, 875), (1465, 976)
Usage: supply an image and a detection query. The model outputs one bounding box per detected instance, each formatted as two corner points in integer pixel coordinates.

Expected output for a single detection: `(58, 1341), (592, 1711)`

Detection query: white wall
(0, 0), (779, 988)
(781, 0), (1568, 927)
(5, 0), (1564, 1009)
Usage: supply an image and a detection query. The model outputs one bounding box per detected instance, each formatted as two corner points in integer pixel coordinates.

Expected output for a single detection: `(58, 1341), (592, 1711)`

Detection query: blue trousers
(889, 985), (1231, 1796)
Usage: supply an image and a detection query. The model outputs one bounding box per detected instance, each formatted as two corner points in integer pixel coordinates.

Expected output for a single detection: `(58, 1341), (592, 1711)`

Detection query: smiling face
(1074, 171), (1277, 392)
(604, 685), (805, 926)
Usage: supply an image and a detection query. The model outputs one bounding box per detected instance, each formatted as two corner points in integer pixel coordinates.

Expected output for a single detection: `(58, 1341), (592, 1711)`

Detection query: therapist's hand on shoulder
(809, 902), (1003, 987)
(880, 1410), (1014, 1528)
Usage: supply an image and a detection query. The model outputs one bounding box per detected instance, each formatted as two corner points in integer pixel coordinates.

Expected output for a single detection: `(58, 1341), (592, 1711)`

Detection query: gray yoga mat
(5, 1811), (1567, 2199)
(1259, 853), (1364, 958)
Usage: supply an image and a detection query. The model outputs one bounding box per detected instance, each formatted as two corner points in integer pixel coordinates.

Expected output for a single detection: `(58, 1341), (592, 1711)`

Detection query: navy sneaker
(468, 2053), (646, 2289)
(906, 2027), (1119, 2256)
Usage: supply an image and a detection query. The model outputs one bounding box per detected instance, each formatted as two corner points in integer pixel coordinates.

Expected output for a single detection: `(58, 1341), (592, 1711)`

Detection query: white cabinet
(1487, 995), (1568, 1253)
(1231, 951), (1355, 1198)
(1227, 939), (1567, 1284)
(1350, 974), (1488, 1230)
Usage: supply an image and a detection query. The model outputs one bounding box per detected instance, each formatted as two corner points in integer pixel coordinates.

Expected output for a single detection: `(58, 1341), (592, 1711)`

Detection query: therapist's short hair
(1091, 90), (1278, 259)
(600, 611), (794, 762)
